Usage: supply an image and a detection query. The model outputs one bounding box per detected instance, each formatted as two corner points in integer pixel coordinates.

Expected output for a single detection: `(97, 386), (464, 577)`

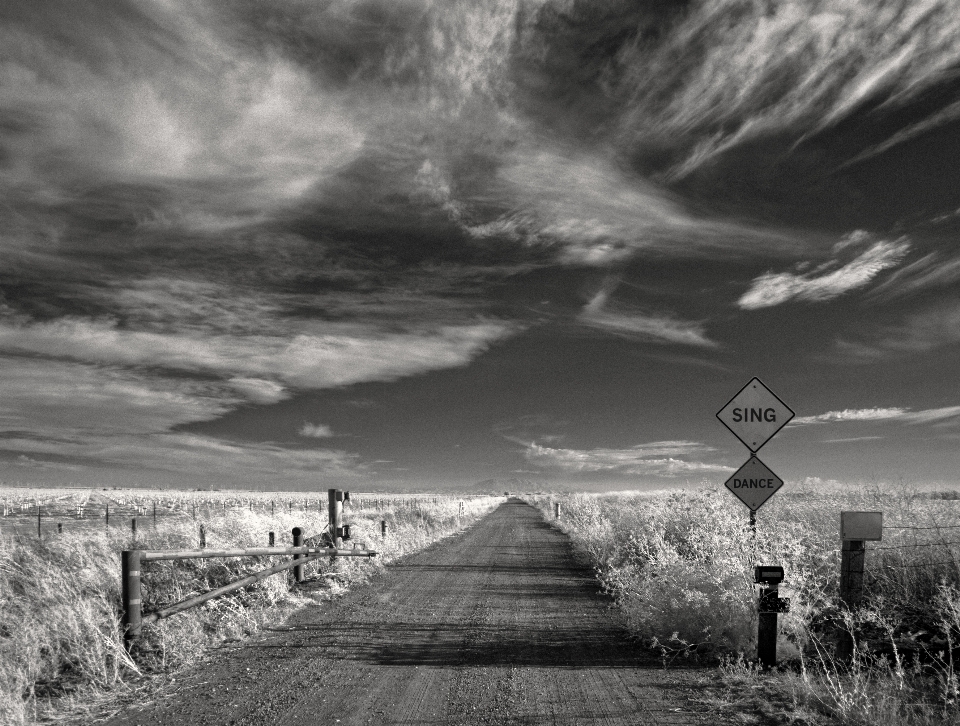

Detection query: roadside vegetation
(0, 488), (499, 726)
(527, 484), (960, 725)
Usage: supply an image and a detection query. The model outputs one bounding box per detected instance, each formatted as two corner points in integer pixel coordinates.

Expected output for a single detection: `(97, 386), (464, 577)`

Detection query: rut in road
(105, 499), (710, 726)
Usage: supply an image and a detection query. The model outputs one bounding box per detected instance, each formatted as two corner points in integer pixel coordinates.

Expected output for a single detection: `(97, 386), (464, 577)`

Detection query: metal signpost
(717, 377), (794, 669)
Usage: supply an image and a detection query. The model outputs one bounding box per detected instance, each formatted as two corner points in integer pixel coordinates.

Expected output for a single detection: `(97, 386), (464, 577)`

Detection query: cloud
(0, 356), (363, 483)
(300, 423), (334, 438)
(792, 407), (909, 425)
(485, 147), (786, 265)
(228, 378), (288, 405)
(738, 234), (909, 309)
(0, 357), (233, 436)
(612, 0), (960, 181)
(579, 308), (716, 347)
(523, 440), (733, 477)
(833, 299), (960, 361)
(868, 253), (960, 301)
(0, 317), (516, 390)
(578, 277), (717, 347)
(0, 1), (368, 230)
(0, 431), (362, 482)
(824, 436), (884, 443)
(792, 406), (960, 426)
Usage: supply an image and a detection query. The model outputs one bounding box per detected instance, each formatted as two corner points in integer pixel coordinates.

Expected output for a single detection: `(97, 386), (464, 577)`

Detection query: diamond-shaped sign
(717, 377), (794, 453)
(725, 456), (784, 511)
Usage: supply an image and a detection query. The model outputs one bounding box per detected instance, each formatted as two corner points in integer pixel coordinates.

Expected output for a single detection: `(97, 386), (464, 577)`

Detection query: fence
(120, 488), (378, 650)
(0, 491), (483, 538)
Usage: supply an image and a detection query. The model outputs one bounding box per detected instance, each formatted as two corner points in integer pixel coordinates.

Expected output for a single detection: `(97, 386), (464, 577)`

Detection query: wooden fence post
(268, 531), (275, 546)
(554, 502), (560, 520)
(837, 511), (882, 662)
(381, 520), (387, 538)
(292, 527), (305, 583)
(328, 489), (344, 546)
(121, 549), (142, 651)
(199, 524), (206, 549)
(840, 539), (866, 608)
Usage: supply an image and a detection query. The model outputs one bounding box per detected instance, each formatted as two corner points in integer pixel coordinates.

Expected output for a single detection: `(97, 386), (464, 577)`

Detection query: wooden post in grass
(381, 520), (387, 538)
(106, 504), (110, 528)
(199, 524), (206, 549)
(269, 531), (275, 546)
(837, 512), (882, 662)
(292, 527), (305, 583)
(328, 489), (343, 547)
(121, 549), (142, 651)
(37, 504), (41, 538)
(132, 517), (137, 544)
(554, 502), (560, 520)
(153, 501), (157, 527)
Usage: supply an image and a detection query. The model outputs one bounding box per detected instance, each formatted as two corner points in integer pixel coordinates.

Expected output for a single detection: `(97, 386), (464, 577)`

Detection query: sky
(3, 0), (960, 493)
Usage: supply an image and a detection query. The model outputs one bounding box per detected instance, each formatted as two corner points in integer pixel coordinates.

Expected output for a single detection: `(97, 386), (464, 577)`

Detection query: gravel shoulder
(102, 499), (715, 726)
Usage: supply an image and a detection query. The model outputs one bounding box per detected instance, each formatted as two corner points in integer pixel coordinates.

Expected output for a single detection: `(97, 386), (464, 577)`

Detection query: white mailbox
(840, 511), (883, 541)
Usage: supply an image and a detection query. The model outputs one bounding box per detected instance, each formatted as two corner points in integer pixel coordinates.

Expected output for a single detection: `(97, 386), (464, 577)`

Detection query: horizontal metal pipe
(140, 551), (331, 628)
(141, 546), (378, 561)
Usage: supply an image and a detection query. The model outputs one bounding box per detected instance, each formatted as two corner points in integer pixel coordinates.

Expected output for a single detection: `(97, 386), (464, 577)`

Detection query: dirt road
(104, 499), (711, 725)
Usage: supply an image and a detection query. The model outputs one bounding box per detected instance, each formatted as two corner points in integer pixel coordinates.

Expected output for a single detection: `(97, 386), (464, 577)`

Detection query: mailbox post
(755, 565), (789, 669)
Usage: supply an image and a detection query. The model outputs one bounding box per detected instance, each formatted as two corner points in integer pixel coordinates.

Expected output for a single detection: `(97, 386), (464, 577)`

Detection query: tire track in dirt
(103, 499), (712, 725)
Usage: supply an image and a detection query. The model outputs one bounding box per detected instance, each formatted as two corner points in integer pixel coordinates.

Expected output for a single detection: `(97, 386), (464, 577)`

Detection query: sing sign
(716, 377), (794, 453)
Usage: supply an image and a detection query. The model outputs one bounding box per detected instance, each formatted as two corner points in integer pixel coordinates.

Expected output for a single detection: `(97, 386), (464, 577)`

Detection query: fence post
(329, 489), (345, 546)
(837, 511), (881, 661)
(121, 549), (142, 651)
(106, 504), (109, 528)
(840, 539), (866, 608)
(199, 524), (206, 549)
(292, 527), (305, 583)
(837, 539), (865, 662)
(37, 504), (41, 538)
(131, 517), (137, 543)
(58, 523), (62, 534)
(381, 520), (387, 538)
(554, 502), (560, 520)
(269, 531), (275, 546)
(153, 501), (157, 527)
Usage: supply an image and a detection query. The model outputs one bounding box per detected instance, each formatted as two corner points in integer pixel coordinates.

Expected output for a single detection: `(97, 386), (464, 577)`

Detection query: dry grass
(527, 483), (960, 725)
(0, 489), (499, 725)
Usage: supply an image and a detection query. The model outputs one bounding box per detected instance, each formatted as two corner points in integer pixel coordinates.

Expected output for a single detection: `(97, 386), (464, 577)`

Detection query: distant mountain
(469, 477), (545, 494)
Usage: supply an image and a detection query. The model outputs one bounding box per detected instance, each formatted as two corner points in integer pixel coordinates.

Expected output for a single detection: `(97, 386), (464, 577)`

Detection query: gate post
(121, 549), (143, 651)
(328, 489), (343, 547)
(292, 527), (305, 583)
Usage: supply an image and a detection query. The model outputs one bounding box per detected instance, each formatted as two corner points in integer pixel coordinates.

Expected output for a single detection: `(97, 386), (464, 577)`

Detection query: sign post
(717, 377), (794, 669)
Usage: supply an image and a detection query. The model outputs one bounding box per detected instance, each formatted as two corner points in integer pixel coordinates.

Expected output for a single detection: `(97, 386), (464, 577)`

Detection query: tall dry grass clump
(0, 491), (499, 726)
(528, 484), (960, 724)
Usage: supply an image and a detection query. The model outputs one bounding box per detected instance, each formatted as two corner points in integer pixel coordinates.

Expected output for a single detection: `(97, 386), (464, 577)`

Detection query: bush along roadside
(527, 488), (960, 726)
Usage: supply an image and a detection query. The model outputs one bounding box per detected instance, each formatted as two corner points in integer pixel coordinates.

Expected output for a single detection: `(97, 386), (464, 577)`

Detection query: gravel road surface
(104, 499), (711, 725)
